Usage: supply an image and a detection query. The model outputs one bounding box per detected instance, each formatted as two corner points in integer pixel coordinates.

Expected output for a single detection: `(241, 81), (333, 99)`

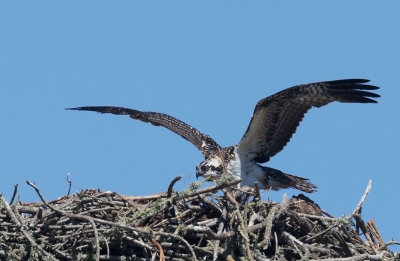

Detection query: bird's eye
(201, 165), (210, 171)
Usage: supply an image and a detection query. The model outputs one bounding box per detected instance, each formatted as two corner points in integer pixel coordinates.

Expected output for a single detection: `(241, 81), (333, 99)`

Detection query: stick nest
(0, 178), (398, 261)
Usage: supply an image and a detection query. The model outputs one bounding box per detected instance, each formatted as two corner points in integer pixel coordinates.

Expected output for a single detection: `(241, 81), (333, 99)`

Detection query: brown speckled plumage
(68, 79), (379, 193)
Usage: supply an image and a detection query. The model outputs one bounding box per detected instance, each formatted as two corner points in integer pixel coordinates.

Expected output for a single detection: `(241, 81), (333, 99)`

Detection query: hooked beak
(195, 166), (202, 179)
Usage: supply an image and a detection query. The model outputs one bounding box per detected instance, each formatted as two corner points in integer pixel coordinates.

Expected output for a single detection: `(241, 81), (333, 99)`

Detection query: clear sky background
(1, 1), (399, 251)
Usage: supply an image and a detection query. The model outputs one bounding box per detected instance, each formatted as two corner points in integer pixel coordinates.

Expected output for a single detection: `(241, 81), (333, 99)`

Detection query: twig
(305, 225), (336, 242)
(366, 220), (385, 247)
(103, 235), (110, 259)
(151, 238), (165, 261)
(235, 210), (253, 260)
(353, 214), (377, 252)
(222, 188), (240, 209)
(213, 202), (227, 261)
(253, 182), (261, 202)
(332, 229), (353, 257)
(89, 218), (100, 261)
(156, 231), (198, 261)
(199, 195), (222, 215)
(126, 192), (169, 201)
(299, 213), (336, 222)
(284, 232), (305, 259)
(310, 253), (383, 261)
(27, 181), (50, 205)
(127, 178), (240, 202)
(379, 240), (400, 250)
(349, 180), (372, 219)
(189, 179), (241, 198)
(259, 204), (280, 249)
(124, 235), (154, 251)
(10, 183), (18, 205)
(66, 172), (72, 196)
(167, 175), (182, 198)
(274, 231), (279, 258)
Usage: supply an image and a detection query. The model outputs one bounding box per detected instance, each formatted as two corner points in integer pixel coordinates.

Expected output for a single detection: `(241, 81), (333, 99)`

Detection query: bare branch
(349, 179), (372, 219)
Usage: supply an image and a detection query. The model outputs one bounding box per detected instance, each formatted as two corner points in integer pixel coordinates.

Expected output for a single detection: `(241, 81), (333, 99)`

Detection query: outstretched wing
(67, 106), (221, 159)
(237, 79), (380, 163)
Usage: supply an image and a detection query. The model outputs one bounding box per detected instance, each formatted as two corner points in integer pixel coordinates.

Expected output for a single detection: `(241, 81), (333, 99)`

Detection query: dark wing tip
(65, 106), (133, 115)
(66, 106), (87, 111)
(66, 106), (104, 111)
(326, 79), (379, 89)
(326, 79), (380, 103)
(328, 78), (369, 84)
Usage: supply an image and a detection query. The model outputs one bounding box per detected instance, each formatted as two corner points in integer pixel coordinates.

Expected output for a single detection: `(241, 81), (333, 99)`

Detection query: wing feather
(67, 106), (220, 159)
(237, 79), (380, 163)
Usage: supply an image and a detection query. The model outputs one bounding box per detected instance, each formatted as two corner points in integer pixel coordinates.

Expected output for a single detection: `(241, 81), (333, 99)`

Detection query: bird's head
(196, 156), (225, 179)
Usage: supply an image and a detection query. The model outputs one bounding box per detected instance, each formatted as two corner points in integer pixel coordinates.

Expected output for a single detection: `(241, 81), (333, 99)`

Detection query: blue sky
(1, 1), (399, 250)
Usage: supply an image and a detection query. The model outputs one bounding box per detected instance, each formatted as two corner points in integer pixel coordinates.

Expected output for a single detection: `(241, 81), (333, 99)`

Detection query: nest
(0, 177), (398, 261)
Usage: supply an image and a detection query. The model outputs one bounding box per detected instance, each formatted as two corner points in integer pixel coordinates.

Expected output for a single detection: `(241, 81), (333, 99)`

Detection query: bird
(67, 79), (379, 193)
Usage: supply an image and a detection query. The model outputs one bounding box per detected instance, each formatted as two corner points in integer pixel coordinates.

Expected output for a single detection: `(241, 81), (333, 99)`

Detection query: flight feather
(67, 106), (221, 159)
(237, 79), (380, 163)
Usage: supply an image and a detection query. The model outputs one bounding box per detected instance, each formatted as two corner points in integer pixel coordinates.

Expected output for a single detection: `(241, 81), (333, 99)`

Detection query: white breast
(225, 150), (242, 179)
(226, 149), (264, 187)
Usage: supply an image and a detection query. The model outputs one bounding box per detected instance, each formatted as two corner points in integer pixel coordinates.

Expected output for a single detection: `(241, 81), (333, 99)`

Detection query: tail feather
(261, 166), (317, 193)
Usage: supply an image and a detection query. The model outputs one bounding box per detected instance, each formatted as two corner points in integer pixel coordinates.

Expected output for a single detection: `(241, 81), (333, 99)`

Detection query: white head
(196, 156), (224, 179)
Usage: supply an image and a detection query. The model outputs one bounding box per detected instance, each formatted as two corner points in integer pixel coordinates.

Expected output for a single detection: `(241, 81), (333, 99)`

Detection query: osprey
(68, 79), (379, 193)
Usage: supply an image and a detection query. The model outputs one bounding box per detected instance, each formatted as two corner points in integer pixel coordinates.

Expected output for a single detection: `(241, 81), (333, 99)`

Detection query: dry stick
(347, 180), (377, 252)
(259, 204), (280, 249)
(150, 238), (165, 261)
(27, 181), (101, 261)
(353, 214), (377, 253)
(108, 191), (130, 206)
(166, 175), (183, 220)
(379, 240), (400, 250)
(299, 213), (336, 222)
(127, 178), (240, 202)
(127, 193), (169, 201)
(89, 218), (100, 260)
(222, 188), (241, 209)
(199, 194), (222, 215)
(366, 220), (385, 247)
(167, 175), (182, 198)
(349, 180), (372, 219)
(273, 231), (279, 258)
(332, 229), (353, 257)
(0, 194), (57, 261)
(310, 252), (383, 261)
(285, 231), (312, 259)
(156, 231), (198, 261)
(305, 225), (336, 242)
(10, 183), (18, 205)
(248, 211), (260, 227)
(213, 203), (228, 261)
(66, 172), (72, 196)
(235, 210), (253, 261)
(253, 182), (261, 202)
(190, 179), (241, 198)
(103, 236), (110, 259)
(284, 232), (304, 259)
(187, 220), (268, 240)
(124, 235), (154, 251)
